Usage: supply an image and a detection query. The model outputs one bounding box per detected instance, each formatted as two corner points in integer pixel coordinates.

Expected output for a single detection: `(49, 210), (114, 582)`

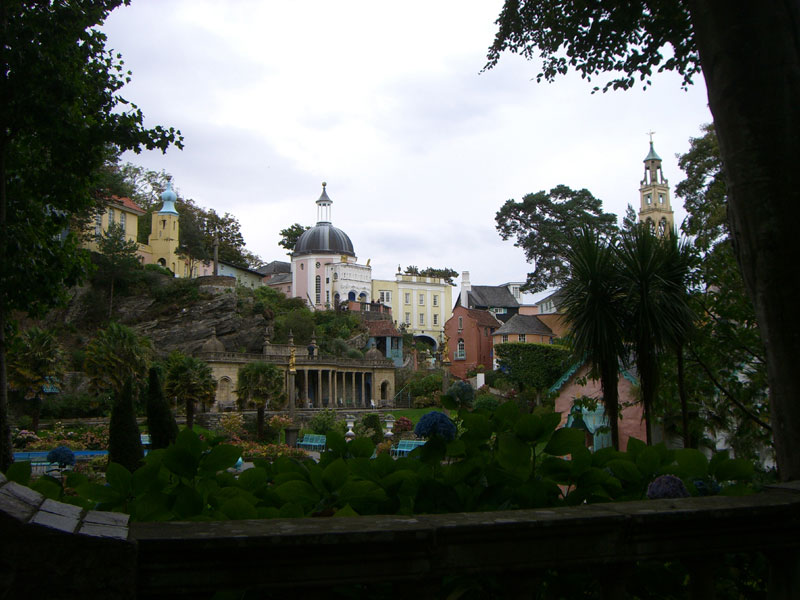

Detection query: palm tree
(84, 322), (152, 397)
(236, 361), (285, 440)
(617, 224), (694, 444)
(560, 228), (626, 449)
(7, 327), (65, 432)
(164, 352), (217, 430)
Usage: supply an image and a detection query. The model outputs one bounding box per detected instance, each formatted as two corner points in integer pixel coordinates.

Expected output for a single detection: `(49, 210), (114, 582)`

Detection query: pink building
(444, 306), (502, 379)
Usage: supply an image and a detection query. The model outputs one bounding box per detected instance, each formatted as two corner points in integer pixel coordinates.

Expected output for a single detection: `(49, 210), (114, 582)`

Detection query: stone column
(350, 372), (356, 406)
(317, 369), (323, 408)
(303, 369), (309, 407)
(328, 370), (333, 408)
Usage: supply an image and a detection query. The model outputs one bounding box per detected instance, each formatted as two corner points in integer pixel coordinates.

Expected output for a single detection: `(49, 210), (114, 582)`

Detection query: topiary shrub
(309, 409), (339, 435)
(473, 393), (500, 413)
(108, 378), (144, 473)
(146, 367), (178, 450)
(360, 413), (384, 445)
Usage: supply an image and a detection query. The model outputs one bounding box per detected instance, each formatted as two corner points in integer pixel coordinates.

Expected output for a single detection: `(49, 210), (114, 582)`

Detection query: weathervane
(646, 130), (656, 143)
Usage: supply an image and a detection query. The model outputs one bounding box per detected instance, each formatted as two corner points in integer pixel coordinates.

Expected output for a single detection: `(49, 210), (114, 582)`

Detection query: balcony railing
(2, 472), (799, 599)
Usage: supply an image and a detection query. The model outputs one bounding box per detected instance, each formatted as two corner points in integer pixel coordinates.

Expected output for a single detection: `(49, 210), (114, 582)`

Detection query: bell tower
(638, 132), (674, 236)
(148, 181), (181, 274)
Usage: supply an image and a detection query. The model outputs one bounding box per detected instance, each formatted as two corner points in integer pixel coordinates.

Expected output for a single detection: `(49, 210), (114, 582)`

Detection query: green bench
(297, 434), (326, 452)
(391, 439), (426, 458)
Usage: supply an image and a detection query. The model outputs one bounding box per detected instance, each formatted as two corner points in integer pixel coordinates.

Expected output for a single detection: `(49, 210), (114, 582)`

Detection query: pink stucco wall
(554, 364), (645, 451)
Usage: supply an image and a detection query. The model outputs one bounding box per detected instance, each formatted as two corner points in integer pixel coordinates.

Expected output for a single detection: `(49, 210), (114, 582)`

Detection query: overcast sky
(103, 0), (712, 295)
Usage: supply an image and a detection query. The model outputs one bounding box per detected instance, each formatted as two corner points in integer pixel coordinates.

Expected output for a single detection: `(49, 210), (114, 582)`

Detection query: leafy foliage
(236, 362), (284, 439)
(4, 404), (758, 523)
(145, 367), (178, 450)
(84, 322), (152, 397)
(93, 222), (142, 317)
(495, 342), (570, 393)
(485, 0), (699, 92)
(404, 266), (459, 285)
(278, 223), (311, 252)
(495, 185), (618, 292)
(164, 353), (217, 431)
(108, 378), (144, 474)
(0, 0), (181, 470)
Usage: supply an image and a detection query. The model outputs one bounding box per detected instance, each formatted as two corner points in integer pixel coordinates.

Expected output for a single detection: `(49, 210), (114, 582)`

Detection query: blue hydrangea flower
(414, 411), (457, 441)
(646, 474), (690, 499)
(47, 445), (76, 468)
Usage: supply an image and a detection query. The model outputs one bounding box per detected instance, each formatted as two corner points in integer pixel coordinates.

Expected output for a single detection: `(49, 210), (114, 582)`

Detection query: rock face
(127, 292), (269, 356)
(55, 277), (271, 357)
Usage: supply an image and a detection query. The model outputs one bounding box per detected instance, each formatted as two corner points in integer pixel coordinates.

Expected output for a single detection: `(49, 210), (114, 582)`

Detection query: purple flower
(47, 446), (76, 468)
(414, 411), (457, 441)
(647, 474), (689, 499)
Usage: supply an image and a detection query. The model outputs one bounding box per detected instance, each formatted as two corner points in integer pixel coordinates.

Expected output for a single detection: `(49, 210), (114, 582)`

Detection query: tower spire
(638, 135), (673, 236)
(316, 181), (332, 224)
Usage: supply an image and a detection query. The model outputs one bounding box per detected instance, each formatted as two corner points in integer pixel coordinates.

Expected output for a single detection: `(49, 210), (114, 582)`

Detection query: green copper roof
(644, 141), (661, 162)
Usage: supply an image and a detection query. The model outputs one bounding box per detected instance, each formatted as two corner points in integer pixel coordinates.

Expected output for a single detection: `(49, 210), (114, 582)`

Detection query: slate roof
(257, 261), (291, 276)
(265, 273), (291, 285)
(366, 319), (401, 338)
(463, 308), (502, 328)
(466, 285), (519, 309)
(536, 288), (565, 308)
(494, 314), (554, 337)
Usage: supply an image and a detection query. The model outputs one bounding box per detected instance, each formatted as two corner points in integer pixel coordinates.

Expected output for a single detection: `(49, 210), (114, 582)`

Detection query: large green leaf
(31, 477), (62, 501)
(674, 448), (709, 480)
(221, 497), (258, 520)
(713, 458), (754, 481)
(200, 444), (241, 474)
(322, 459), (350, 493)
(163, 446), (199, 479)
(515, 412), (561, 444)
(172, 484), (205, 519)
(132, 462), (164, 496)
(348, 437), (375, 459)
(5, 461), (31, 485)
(607, 459), (643, 484)
(460, 413), (492, 442)
(237, 467), (268, 492)
(492, 400), (520, 431)
(105, 462), (132, 496)
(635, 446), (662, 479)
(543, 427), (585, 456)
(496, 432), (532, 480)
(175, 428), (207, 460)
(273, 480), (320, 509)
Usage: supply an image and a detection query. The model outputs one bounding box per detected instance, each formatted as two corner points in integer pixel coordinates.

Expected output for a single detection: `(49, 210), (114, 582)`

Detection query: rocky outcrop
(129, 292), (269, 356)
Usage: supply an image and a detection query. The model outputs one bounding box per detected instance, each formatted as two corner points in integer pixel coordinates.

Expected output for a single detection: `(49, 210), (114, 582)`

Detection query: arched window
(658, 217), (668, 236)
(348, 291), (356, 301)
(456, 339), (465, 360)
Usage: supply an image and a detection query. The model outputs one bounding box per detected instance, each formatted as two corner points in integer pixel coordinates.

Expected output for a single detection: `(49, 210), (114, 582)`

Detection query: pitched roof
(467, 285), (519, 309)
(463, 308), (502, 328)
(536, 288), (565, 307)
(265, 273), (291, 285)
(366, 319), (401, 338)
(494, 314), (554, 336)
(110, 196), (145, 215)
(257, 260), (291, 276)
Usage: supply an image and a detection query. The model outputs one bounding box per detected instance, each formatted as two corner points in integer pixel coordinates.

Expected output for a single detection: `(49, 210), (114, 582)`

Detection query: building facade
(455, 271), (521, 323)
(444, 306), (501, 379)
(291, 183), (372, 309)
(638, 138), (675, 234)
(372, 273), (453, 350)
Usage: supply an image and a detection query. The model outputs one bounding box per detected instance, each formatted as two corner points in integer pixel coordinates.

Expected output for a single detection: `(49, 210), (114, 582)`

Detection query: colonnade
(294, 367), (389, 408)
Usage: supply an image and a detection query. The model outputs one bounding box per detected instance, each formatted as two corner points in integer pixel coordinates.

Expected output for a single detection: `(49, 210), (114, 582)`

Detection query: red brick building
(444, 306), (502, 379)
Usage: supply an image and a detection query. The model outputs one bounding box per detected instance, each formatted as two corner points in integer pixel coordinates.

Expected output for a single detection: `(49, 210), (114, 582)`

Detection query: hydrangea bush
(414, 411), (457, 441)
(47, 446), (76, 468)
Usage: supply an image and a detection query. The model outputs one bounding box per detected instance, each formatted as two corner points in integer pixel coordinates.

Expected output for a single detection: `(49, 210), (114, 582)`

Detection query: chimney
(460, 271), (471, 308)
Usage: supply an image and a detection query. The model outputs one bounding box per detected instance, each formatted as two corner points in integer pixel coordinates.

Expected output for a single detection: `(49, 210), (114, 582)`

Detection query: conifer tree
(145, 367), (178, 450)
(108, 378), (143, 473)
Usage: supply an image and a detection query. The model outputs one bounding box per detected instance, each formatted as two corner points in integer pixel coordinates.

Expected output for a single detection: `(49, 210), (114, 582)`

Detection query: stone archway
(380, 380), (390, 403)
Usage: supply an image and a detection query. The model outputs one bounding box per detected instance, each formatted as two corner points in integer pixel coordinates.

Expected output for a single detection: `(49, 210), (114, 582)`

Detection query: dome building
(291, 183), (372, 308)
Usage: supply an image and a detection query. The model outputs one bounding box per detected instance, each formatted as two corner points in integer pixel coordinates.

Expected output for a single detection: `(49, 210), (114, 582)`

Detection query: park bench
(296, 434), (326, 452)
(390, 439), (426, 458)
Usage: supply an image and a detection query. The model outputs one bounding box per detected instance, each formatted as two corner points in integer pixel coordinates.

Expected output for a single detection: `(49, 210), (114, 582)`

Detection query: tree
(7, 328), (65, 432)
(108, 377), (144, 473)
(84, 322), (152, 398)
(94, 221), (142, 318)
(176, 196), (253, 269)
(236, 362), (284, 440)
(559, 229), (626, 449)
(279, 223), (310, 252)
(418, 267), (459, 285)
(656, 125), (771, 458)
(616, 225), (694, 444)
(164, 352), (216, 431)
(485, 1), (800, 479)
(145, 367), (178, 450)
(495, 185), (618, 293)
(0, 2), (181, 470)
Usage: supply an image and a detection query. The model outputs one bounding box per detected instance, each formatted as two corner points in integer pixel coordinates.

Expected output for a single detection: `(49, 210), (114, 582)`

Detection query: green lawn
(388, 408), (449, 426)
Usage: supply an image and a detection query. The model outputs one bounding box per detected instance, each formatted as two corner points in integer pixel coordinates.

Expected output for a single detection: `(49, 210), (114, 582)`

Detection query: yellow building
(84, 196), (145, 252)
(372, 273), (452, 350)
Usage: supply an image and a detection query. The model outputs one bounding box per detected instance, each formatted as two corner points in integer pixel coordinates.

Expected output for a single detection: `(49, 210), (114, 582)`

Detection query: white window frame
(404, 312), (411, 325)
(433, 314), (439, 326)
(519, 334), (527, 343)
(404, 292), (410, 304)
(418, 293), (425, 306)
(419, 313), (425, 326)
(501, 334), (508, 343)
(455, 339), (466, 360)
(433, 295), (438, 307)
